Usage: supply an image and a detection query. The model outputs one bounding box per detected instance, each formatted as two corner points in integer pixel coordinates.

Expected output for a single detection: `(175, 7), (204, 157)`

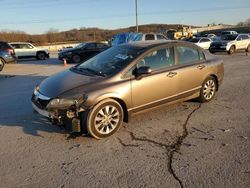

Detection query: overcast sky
(0, 0), (250, 34)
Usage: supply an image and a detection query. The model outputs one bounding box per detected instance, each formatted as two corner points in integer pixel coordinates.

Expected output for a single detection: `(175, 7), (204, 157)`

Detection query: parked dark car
(58, 42), (109, 64)
(32, 40), (224, 139)
(0, 41), (17, 71)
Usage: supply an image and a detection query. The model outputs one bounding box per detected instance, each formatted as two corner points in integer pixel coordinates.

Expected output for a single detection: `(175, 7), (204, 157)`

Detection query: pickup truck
(209, 34), (250, 54)
(10, 42), (49, 60)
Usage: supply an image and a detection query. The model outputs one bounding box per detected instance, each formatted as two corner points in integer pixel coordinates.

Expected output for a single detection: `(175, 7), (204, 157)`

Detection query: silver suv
(10, 42), (49, 60)
(209, 34), (250, 54)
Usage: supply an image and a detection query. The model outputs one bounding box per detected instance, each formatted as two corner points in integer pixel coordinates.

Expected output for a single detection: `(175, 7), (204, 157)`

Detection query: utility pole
(135, 0), (138, 32)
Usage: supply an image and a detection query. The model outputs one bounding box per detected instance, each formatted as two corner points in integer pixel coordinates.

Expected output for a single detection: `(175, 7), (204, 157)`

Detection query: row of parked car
(189, 31), (250, 54)
(1, 31), (250, 72)
(58, 31), (250, 65)
(0, 41), (49, 71)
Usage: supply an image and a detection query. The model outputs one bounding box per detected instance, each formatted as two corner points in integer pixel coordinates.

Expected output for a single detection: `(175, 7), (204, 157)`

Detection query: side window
(19, 44), (30, 49)
(27, 44), (33, 49)
(145, 34), (155, 40)
(242, 35), (249, 40)
(10, 44), (18, 49)
(237, 35), (243, 41)
(177, 46), (200, 65)
(201, 38), (210, 42)
(157, 34), (165, 40)
(86, 43), (96, 50)
(97, 43), (106, 48)
(137, 47), (175, 72)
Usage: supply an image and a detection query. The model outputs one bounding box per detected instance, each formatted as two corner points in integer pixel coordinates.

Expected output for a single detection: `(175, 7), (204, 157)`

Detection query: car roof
(9, 42), (31, 44)
(121, 40), (184, 48)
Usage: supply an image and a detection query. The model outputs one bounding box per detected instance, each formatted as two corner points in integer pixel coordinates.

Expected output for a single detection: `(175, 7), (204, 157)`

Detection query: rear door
(174, 45), (207, 96)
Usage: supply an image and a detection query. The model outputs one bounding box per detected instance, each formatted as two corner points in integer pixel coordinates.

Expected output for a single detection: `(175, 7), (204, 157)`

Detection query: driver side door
(130, 45), (179, 111)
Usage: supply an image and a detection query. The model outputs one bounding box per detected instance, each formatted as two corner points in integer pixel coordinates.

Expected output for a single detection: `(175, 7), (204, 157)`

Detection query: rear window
(0, 42), (11, 50)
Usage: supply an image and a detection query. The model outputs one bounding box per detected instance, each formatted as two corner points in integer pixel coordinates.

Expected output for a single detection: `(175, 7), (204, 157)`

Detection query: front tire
(86, 99), (124, 139)
(228, 46), (235, 55)
(198, 76), (217, 103)
(72, 54), (81, 64)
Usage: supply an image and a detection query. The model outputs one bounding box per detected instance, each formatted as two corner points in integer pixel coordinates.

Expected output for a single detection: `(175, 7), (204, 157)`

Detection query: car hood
(38, 69), (102, 98)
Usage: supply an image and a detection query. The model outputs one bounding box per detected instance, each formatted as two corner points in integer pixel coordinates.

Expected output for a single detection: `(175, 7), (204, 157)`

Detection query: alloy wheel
(203, 79), (216, 100)
(94, 105), (120, 135)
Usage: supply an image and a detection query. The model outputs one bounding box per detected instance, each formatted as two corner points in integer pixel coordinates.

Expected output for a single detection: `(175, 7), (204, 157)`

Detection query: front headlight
(46, 95), (88, 109)
(47, 98), (76, 109)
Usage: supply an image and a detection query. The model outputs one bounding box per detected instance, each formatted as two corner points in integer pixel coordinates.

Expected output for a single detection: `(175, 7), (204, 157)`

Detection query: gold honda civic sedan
(32, 40), (224, 139)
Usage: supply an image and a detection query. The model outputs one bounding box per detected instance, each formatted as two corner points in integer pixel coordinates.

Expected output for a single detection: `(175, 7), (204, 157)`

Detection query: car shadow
(0, 74), (69, 137)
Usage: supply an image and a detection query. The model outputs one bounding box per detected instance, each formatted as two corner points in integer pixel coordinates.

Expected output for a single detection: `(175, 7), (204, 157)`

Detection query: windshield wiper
(77, 67), (106, 77)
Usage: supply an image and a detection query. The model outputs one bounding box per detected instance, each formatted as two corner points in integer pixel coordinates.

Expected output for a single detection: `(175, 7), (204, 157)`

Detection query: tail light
(7, 48), (15, 56)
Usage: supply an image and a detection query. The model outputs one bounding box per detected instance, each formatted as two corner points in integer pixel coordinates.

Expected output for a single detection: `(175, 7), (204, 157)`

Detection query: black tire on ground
(72, 54), (81, 64)
(228, 46), (235, 55)
(198, 76), (217, 103)
(85, 99), (124, 139)
(246, 44), (250, 52)
(0, 58), (5, 71)
(36, 52), (46, 60)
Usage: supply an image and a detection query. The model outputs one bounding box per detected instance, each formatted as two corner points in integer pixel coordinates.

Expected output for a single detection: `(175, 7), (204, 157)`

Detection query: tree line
(0, 24), (183, 45)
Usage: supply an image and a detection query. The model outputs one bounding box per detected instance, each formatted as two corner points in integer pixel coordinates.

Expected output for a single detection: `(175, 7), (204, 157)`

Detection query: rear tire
(246, 44), (250, 52)
(36, 52), (46, 60)
(198, 76), (217, 103)
(228, 46), (235, 55)
(86, 99), (124, 139)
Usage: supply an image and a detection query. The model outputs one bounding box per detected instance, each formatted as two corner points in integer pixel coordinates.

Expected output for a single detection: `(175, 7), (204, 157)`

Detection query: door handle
(167, 72), (177, 78)
(197, 65), (206, 70)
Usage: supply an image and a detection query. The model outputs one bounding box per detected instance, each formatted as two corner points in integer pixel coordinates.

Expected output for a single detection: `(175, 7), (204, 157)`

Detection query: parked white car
(221, 31), (238, 35)
(189, 37), (212, 49)
(10, 42), (49, 60)
(209, 34), (250, 54)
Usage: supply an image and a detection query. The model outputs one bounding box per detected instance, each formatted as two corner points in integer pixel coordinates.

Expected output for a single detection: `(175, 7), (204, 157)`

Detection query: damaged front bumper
(31, 89), (87, 133)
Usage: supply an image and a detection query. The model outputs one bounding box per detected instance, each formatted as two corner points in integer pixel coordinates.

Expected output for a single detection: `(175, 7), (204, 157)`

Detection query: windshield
(221, 34), (237, 41)
(72, 45), (145, 76)
(75, 43), (87, 49)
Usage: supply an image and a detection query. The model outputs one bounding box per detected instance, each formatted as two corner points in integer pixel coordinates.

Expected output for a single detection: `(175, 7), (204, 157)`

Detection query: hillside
(0, 24), (194, 45)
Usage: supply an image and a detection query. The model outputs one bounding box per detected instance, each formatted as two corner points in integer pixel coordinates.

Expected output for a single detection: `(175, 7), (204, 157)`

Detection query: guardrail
(39, 43), (80, 52)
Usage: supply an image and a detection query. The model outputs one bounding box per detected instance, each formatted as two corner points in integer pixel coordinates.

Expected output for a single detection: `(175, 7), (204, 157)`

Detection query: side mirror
(133, 66), (152, 80)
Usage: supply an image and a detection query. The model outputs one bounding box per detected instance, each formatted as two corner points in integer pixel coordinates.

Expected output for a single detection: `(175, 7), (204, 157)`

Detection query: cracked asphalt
(0, 53), (249, 188)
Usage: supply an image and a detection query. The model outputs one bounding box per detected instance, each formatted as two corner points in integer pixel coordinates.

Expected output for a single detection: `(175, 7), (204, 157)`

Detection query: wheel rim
(230, 47), (235, 53)
(38, 53), (45, 59)
(203, 79), (216, 100)
(73, 55), (80, 63)
(94, 105), (120, 135)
